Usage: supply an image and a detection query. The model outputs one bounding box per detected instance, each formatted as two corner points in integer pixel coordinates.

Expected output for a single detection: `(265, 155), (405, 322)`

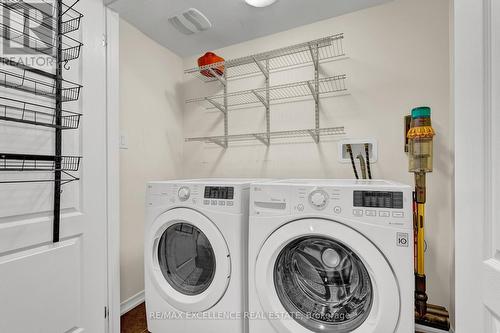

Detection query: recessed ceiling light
(245, 0), (277, 8)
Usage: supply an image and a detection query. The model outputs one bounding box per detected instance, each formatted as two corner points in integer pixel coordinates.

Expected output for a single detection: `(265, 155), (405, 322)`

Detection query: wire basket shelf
(0, 153), (81, 171)
(185, 127), (345, 146)
(185, 34), (345, 83)
(0, 173), (79, 184)
(0, 97), (81, 129)
(186, 75), (347, 109)
(0, 8), (83, 63)
(0, 68), (81, 101)
(1, 0), (83, 36)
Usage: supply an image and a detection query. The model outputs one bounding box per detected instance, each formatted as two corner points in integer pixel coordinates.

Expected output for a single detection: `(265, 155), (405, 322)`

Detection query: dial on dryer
(178, 187), (191, 201)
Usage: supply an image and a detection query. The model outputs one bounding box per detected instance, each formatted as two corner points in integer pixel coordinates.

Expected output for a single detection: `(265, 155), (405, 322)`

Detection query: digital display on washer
(204, 186), (234, 200)
(353, 191), (403, 209)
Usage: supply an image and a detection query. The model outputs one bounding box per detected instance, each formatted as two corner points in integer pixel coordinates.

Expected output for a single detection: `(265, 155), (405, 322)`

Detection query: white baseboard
(120, 290), (145, 316)
(416, 323), (454, 333)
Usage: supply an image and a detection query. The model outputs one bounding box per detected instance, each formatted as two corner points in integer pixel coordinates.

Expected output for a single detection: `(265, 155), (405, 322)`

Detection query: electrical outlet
(338, 139), (377, 163)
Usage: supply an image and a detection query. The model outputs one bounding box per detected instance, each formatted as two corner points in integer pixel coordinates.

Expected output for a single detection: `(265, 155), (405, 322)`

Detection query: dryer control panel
(147, 182), (247, 214)
(251, 181), (412, 229)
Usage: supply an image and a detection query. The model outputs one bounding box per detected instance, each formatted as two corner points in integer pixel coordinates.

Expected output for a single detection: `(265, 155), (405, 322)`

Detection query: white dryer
(248, 179), (414, 333)
(145, 179), (257, 333)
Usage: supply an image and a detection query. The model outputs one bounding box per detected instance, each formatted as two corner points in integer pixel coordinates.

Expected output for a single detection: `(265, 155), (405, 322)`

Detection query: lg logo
(397, 232), (409, 247)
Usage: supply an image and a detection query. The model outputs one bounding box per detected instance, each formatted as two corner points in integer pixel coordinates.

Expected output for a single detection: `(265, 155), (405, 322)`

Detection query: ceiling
(107, 0), (393, 57)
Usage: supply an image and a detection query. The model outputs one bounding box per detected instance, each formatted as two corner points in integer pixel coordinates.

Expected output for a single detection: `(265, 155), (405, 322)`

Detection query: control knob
(309, 190), (329, 210)
(178, 187), (191, 202)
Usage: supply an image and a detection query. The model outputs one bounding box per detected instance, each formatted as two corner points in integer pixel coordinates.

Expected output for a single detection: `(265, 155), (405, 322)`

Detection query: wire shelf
(0, 97), (81, 129)
(0, 153), (81, 171)
(0, 5), (83, 63)
(185, 34), (345, 83)
(185, 127), (345, 146)
(0, 67), (82, 101)
(186, 75), (347, 109)
(1, 0), (83, 36)
(0, 172), (79, 184)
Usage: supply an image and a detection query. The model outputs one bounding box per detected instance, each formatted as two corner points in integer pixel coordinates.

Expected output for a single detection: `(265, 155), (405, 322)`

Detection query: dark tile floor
(120, 303), (424, 333)
(121, 303), (148, 333)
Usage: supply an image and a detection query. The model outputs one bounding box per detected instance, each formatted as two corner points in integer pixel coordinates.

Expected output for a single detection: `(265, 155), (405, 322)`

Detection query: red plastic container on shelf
(198, 52), (225, 78)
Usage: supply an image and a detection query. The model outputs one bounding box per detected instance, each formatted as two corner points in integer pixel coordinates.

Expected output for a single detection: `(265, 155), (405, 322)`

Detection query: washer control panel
(251, 183), (412, 229)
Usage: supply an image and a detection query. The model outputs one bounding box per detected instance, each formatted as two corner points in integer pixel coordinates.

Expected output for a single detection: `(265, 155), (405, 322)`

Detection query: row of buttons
(353, 209), (404, 218)
(203, 199), (234, 207)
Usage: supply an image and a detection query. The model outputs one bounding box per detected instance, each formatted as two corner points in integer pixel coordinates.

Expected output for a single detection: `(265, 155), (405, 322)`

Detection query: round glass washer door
(158, 223), (216, 296)
(275, 236), (373, 332)
(255, 218), (400, 333)
(149, 208), (231, 313)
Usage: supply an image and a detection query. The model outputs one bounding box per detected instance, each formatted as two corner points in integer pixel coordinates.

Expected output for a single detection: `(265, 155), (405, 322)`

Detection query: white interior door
(0, 0), (108, 332)
(455, 0), (500, 332)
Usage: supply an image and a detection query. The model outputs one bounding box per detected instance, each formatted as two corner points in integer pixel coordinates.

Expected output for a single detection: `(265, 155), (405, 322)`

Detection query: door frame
(105, 7), (121, 333)
(454, 0), (499, 332)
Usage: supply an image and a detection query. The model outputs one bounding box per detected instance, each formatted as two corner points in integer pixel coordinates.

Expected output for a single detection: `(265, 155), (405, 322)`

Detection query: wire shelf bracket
(253, 134), (270, 146)
(205, 98), (226, 114)
(251, 89), (269, 108)
(208, 68), (226, 86)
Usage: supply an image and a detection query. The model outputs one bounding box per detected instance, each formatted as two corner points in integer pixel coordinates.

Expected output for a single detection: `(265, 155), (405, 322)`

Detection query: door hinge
(105, 306), (109, 318)
(102, 34), (108, 47)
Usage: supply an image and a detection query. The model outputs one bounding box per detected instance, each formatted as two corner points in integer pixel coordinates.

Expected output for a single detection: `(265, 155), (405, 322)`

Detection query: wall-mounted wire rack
(0, 60), (82, 101)
(0, 1), (83, 63)
(186, 75), (347, 110)
(0, 97), (81, 129)
(0, 23), (82, 62)
(0, 154), (81, 171)
(185, 34), (345, 83)
(184, 34), (348, 147)
(0, 0), (83, 243)
(1, 0), (83, 35)
(186, 127), (346, 147)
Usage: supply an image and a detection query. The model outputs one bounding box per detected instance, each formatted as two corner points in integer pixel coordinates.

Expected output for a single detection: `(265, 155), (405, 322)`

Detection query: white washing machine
(145, 179), (258, 333)
(248, 179), (414, 333)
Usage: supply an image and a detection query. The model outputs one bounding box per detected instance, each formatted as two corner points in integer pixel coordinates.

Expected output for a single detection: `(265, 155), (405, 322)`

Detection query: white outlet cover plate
(338, 138), (378, 164)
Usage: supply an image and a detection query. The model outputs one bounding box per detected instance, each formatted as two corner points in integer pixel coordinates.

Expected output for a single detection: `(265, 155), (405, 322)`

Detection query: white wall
(119, 19), (184, 303)
(183, 0), (453, 310)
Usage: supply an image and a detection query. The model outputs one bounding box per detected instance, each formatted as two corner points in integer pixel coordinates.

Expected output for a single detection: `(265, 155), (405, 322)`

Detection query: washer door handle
(152, 237), (160, 269)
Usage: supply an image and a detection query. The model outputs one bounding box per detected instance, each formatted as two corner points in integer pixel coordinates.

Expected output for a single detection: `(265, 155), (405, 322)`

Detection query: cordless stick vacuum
(406, 107), (450, 331)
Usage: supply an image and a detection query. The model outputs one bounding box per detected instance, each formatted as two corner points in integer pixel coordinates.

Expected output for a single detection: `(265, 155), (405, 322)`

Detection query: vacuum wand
(414, 172), (427, 315)
(406, 107), (449, 331)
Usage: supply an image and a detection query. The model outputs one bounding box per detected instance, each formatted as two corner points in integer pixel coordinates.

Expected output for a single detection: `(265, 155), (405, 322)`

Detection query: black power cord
(346, 144), (359, 179)
(365, 143), (372, 179)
